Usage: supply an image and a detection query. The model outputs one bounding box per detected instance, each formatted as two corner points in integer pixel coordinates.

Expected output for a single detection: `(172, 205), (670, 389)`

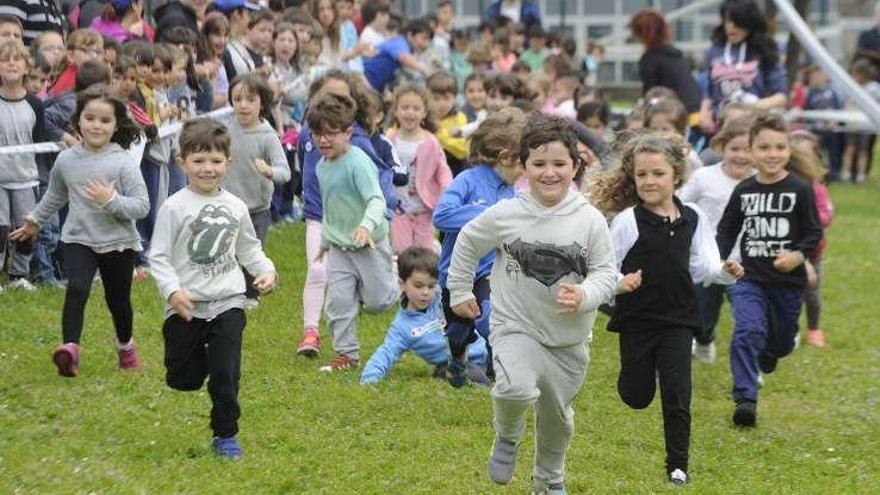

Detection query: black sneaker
(733, 400), (757, 427)
(669, 468), (688, 486)
(758, 351), (778, 374)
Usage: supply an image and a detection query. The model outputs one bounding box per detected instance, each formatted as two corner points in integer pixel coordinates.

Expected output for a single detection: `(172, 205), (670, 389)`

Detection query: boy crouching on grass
(148, 118), (277, 459)
(447, 115), (618, 494)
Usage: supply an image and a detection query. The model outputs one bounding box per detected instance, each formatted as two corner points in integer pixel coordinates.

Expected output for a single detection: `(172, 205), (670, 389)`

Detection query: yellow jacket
(436, 112), (469, 160)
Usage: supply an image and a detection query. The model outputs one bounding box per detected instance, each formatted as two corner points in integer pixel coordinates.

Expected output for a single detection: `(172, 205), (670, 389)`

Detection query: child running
(716, 112), (822, 427)
(591, 134), (743, 485)
(360, 246), (487, 385)
(149, 118), (277, 459)
(387, 83), (452, 254)
(309, 92), (398, 372)
(10, 84), (149, 376)
(448, 115), (618, 494)
(433, 107), (526, 388)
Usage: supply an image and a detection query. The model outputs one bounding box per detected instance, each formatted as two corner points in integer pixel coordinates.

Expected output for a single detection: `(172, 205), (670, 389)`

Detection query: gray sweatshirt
(149, 187), (276, 320)
(30, 143), (149, 253)
(223, 118), (291, 213)
(447, 190), (618, 347)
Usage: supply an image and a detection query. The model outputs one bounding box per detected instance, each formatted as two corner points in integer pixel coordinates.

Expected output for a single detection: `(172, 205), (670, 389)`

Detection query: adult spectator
(482, 0), (541, 32)
(629, 9), (701, 117)
(0, 0), (63, 46)
(698, 0), (786, 133)
(154, 0), (212, 42)
(90, 0), (154, 43)
(855, 1), (880, 77)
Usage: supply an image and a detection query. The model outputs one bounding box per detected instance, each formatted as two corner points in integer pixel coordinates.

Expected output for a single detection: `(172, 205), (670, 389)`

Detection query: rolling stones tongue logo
(188, 204), (238, 264)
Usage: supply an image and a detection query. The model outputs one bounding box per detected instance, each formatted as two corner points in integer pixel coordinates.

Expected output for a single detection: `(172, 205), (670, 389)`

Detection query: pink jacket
(813, 181), (834, 260)
(387, 130), (453, 210)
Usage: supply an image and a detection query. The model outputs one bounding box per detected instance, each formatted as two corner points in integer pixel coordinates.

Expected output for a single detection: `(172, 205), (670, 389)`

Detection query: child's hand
(805, 259), (818, 289)
(8, 219), (39, 242)
(452, 299), (481, 320)
(351, 226), (375, 248)
(450, 128), (463, 138)
(618, 269), (642, 293)
(83, 179), (116, 205)
(251, 158), (273, 179)
(169, 290), (194, 322)
(723, 260), (745, 279)
(253, 272), (277, 294)
(773, 250), (805, 273)
(556, 283), (584, 314)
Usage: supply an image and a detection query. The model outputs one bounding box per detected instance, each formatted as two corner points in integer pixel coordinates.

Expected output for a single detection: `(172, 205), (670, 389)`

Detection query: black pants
(617, 327), (692, 473)
(163, 308), (245, 439)
(244, 210), (271, 299)
(62, 243), (135, 344)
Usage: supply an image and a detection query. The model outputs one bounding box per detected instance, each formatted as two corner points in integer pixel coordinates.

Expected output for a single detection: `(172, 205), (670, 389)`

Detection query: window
(623, 61), (641, 82)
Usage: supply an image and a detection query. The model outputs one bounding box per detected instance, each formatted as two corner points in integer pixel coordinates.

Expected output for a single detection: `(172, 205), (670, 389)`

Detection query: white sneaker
(694, 342), (716, 364)
(757, 373), (765, 388)
(669, 468), (688, 485)
(8, 278), (36, 291)
(243, 298), (260, 310)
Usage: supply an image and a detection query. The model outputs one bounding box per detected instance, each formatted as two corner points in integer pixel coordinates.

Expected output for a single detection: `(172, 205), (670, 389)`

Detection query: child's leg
(804, 260), (822, 330)
(244, 210), (271, 299)
(491, 332), (540, 443)
(856, 145), (870, 181)
(0, 187), (10, 274)
(6, 187), (38, 279)
(532, 342), (589, 489)
(413, 212), (436, 251)
(842, 141), (855, 180)
(728, 280), (769, 403)
(617, 330), (660, 409)
(355, 239), (398, 314)
(96, 249), (136, 343)
(655, 328), (693, 474)
(135, 156), (160, 266)
(205, 308), (246, 439)
(325, 247), (362, 359)
(61, 244), (101, 344)
(390, 212), (414, 254)
(162, 315), (209, 391)
(693, 283), (726, 345)
(761, 285), (803, 364)
(302, 219), (327, 331)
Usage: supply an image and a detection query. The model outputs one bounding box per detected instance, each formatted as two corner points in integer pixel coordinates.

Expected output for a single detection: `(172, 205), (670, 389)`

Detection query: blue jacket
(298, 121), (398, 221)
(433, 164), (515, 286)
(483, 1), (541, 30)
(360, 291), (487, 384)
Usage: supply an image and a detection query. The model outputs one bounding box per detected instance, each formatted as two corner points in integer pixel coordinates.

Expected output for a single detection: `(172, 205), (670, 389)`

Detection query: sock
(117, 340), (133, 351)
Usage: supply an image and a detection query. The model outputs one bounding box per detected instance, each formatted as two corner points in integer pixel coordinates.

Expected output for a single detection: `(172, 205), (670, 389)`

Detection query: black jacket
(638, 44), (702, 113)
(153, 1), (198, 41)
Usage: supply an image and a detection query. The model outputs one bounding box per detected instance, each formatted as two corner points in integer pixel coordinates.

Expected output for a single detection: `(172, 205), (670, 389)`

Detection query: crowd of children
(0, 0), (853, 490)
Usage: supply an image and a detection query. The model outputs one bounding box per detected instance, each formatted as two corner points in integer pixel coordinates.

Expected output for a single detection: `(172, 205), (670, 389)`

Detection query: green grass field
(1, 178), (878, 494)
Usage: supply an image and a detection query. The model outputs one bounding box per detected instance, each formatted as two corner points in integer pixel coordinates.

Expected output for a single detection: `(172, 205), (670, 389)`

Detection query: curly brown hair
(590, 134), (689, 215)
(72, 84), (142, 150)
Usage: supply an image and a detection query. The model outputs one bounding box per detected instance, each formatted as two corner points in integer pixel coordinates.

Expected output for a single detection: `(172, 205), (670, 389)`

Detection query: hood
(237, 120), (276, 135)
(71, 142), (124, 157)
(516, 188), (586, 217)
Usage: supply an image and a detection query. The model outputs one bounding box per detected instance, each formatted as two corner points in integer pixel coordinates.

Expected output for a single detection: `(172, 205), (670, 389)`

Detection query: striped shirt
(0, 0), (63, 46)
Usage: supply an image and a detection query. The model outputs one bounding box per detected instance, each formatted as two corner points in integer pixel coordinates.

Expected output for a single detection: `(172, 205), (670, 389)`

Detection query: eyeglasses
(311, 128), (348, 142)
(75, 47), (104, 57)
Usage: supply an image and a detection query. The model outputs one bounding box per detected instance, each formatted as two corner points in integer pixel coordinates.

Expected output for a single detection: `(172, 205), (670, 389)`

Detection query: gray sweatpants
(491, 331), (589, 487)
(325, 239), (398, 359)
(0, 186), (37, 278)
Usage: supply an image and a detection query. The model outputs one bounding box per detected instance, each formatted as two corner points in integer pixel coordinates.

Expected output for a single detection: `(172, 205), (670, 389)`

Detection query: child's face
(510, 31), (525, 53)
(525, 140), (577, 207)
(181, 149), (229, 195)
(437, 4), (454, 28)
(231, 84), (262, 127)
(312, 125), (352, 161)
(464, 80), (486, 110)
(584, 115), (605, 134)
(407, 32), (431, 53)
(248, 20), (274, 54)
(209, 31), (229, 55)
(72, 44), (103, 66)
(274, 30), (298, 63)
(751, 129), (790, 181)
(37, 32), (65, 68)
(720, 134), (753, 179)
(115, 67), (138, 98)
(486, 90), (513, 113)
(292, 23), (311, 46)
(395, 92), (427, 133)
(171, 61), (187, 86)
(104, 47), (118, 71)
(136, 62), (151, 82)
(316, 0), (335, 28)
(149, 60), (168, 88)
(428, 91), (455, 120)
(337, 1), (354, 21)
(530, 36), (546, 50)
(0, 23), (23, 45)
(79, 98), (117, 151)
(647, 114), (680, 136)
(25, 68), (46, 94)
(808, 69), (828, 88)
(551, 80), (573, 103)
(400, 270), (437, 311)
(0, 55), (27, 86)
(452, 35), (468, 52)
(633, 152), (676, 209)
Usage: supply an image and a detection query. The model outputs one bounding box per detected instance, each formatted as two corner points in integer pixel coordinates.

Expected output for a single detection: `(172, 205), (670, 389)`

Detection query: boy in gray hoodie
(447, 115), (618, 494)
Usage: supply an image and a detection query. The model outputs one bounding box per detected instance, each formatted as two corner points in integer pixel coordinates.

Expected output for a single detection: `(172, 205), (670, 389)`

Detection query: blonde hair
(591, 134), (689, 215)
(0, 40), (32, 70)
(710, 115), (752, 152)
(469, 107), (526, 166)
(788, 131), (828, 182)
(391, 82), (435, 132)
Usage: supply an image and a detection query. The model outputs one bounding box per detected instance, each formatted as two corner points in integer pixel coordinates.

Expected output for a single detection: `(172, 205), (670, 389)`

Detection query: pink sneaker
(297, 327), (320, 357)
(52, 343), (80, 377)
(118, 342), (141, 370)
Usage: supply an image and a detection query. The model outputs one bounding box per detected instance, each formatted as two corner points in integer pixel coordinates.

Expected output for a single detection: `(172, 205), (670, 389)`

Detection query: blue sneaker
(212, 436), (243, 460)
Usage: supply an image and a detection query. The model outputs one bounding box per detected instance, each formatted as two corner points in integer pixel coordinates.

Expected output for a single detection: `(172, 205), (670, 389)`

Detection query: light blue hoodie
(360, 291), (487, 384)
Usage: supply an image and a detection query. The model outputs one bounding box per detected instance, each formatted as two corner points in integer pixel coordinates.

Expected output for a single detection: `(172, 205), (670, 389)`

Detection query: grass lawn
(1, 178), (878, 494)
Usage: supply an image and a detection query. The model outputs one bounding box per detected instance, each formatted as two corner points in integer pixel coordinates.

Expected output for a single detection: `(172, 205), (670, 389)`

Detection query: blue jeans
(729, 280), (803, 402)
(30, 182), (61, 282)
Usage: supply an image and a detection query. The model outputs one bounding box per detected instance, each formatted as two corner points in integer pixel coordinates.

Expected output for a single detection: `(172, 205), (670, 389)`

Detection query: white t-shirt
(500, 1), (522, 23)
(394, 137), (426, 214)
(360, 26), (387, 48)
(677, 163), (748, 230)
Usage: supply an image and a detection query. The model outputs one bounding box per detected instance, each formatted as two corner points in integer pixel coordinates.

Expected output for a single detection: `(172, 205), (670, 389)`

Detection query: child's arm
(716, 187), (745, 259)
(360, 324), (410, 385)
(260, 136), (292, 184)
(790, 182), (824, 262)
(813, 182), (834, 228)
(235, 207), (277, 293)
(608, 208), (640, 296)
(688, 204), (741, 285)
(558, 209), (620, 313)
(432, 179), (486, 232)
(93, 160), (150, 221)
(28, 162), (69, 228)
(148, 202), (184, 305)
(446, 206), (501, 312)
